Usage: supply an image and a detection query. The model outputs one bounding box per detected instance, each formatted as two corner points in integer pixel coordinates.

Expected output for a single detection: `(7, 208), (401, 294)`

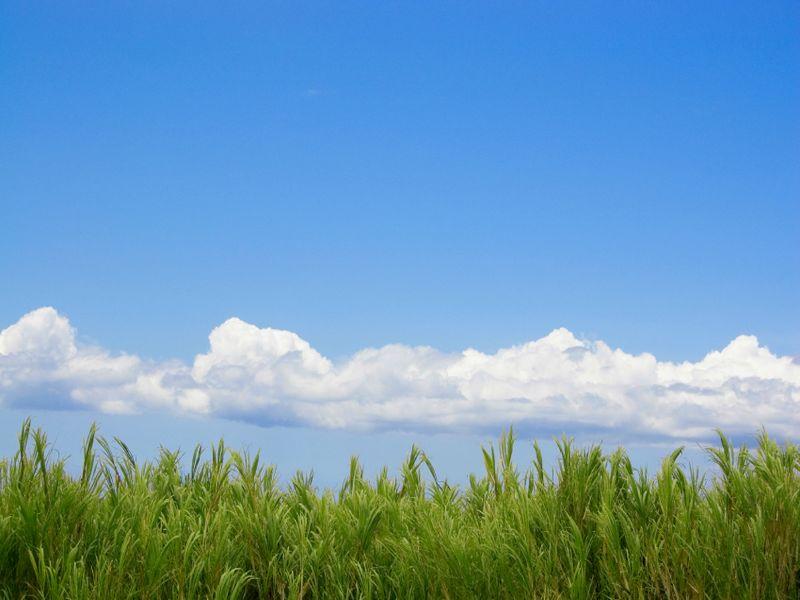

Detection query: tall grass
(0, 420), (798, 599)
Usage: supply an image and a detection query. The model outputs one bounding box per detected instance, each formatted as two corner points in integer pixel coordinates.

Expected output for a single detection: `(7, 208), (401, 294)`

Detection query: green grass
(0, 420), (798, 599)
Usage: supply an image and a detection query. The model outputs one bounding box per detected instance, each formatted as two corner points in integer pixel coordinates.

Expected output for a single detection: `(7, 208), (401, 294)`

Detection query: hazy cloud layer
(1, 307), (798, 440)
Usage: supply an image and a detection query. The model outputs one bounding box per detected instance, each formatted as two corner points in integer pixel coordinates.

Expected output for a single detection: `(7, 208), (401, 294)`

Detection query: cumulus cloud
(1, 307), (798, 441)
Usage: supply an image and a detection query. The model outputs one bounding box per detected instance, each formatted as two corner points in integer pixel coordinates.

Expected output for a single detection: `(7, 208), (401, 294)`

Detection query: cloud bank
(1, 307), (798, 441)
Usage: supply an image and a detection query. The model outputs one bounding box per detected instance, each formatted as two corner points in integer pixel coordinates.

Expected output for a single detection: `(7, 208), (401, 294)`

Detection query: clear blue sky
(1, 2), (798, 482)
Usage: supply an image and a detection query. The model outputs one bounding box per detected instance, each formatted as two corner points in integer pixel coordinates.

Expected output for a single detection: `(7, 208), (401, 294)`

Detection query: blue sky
(1, 2), (798, 483)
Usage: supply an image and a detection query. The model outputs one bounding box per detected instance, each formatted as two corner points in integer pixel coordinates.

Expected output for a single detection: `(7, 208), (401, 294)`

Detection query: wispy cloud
(1, 307), (798, 441)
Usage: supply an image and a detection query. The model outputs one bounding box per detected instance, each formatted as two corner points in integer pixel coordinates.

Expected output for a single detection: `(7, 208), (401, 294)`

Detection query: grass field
(0, 420), (798, 599)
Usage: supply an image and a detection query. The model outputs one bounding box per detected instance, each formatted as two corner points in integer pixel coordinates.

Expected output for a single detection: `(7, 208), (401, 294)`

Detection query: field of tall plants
(0, 420), (798, 599)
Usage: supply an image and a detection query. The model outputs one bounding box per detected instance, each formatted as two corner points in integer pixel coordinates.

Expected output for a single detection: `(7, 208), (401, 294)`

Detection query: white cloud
(1, 307), (798, 441)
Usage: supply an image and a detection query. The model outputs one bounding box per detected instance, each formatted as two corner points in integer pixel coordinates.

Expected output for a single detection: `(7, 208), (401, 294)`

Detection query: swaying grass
(0, 421), (798, 599)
